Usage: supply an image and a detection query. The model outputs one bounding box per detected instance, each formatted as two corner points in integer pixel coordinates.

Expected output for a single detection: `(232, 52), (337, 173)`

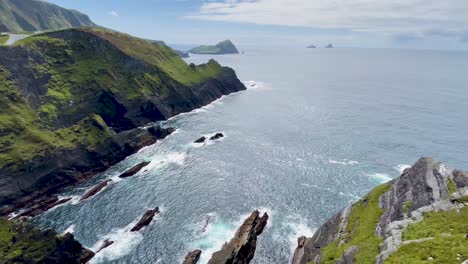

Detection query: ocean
(33, 47), (468, 263)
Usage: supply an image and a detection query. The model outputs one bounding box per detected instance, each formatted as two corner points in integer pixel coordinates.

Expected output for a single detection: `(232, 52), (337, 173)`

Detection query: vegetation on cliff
(189, 40), (239, 54)
(0, 0), (95, 33)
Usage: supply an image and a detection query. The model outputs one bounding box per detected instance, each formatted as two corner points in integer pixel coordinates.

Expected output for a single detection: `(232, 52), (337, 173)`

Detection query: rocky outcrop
(183, 250), (202, 264)
(80, 180), (112, 201)
(325, 43), (334, 48)
(16, 196), (72, 218)
(119, 161), (151, 178)
(194, 136), (207, 143)
(130, 207), (160, 232)
(95, 239), (114, 253)
(210, 133), (224, 141)
(208, 210), (269, 264)
(291, 157), (468, 264)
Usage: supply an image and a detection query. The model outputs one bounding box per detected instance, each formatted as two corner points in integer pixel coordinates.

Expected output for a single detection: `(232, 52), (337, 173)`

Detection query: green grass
(386, 206), (468, 264)
(448, 178), (458, 195)
(0, 35), (9, 45)
(320, 183), (391, 264)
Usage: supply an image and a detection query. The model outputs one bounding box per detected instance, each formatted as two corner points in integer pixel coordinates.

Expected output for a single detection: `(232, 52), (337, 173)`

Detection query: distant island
(306, 45), (316, 48)
(325, 43), (334, 48)
(189, 40), (239, 55)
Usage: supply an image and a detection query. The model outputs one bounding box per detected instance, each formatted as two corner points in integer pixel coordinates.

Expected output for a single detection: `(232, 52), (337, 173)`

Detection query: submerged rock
(130, 207), (160, 232)
(79, 180), (112, 201)
(183, 249), (202, 264)
(119, 161), (151, 178)
(95, 239), (114, 253)
(194, 136), (207, 143)
(209, 133), (224, 141)
(208, 210), (268, 264)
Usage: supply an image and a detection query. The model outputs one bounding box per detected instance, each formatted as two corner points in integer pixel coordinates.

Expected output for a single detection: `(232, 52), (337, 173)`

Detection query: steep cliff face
(0, 0), (95, 33)
(0, 218), (94, 263)
(292, 157), (468, 264)
(0, 27), (246, 214)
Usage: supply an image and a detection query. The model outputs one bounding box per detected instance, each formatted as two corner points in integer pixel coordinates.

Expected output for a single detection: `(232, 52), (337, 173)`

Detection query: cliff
(0, 27), (246, 215)
(292, 157), (468, 264)
(0, 0), (95, 33)
(0, 217), (94, 263)
(189, 40), (239, 55)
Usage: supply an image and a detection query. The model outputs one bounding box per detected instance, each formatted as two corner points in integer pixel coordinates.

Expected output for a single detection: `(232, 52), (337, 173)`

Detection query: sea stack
(130, 207), (160, 232)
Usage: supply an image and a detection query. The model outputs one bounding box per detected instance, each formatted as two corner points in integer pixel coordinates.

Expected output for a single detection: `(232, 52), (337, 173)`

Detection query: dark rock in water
(307, 45), (316, 48)
(17, 196), (72, 218)
(119, 161), (151, 178)
(80, 180), (112, 201)
(194, 136), (207, 143)
(208, 210), (268, 264)
(325, 43), (334, 48)
(209, 133), (224, 141)
(183, 249), (202, 264)
(96, 239), (114, 253)
(130, 207), (160, 232)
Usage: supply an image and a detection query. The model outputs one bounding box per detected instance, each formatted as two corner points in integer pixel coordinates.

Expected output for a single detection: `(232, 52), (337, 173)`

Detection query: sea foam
(363, 172), (392, 183)
(329, 159), (359, 165)
(394, 164), (411, 174)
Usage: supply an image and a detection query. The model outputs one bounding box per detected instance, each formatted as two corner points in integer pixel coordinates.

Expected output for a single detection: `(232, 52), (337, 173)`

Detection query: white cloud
(187, 0), (468, 35)
(108, 10), (119, 17)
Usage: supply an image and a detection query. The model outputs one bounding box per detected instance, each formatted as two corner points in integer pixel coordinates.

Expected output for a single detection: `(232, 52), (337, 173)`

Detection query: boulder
(119, 161), (151, 178)
(80, 180), (112, 201)
(183, 249), (202, 264)
(208, 210), (268, 264)
(130, 207), (160, 232)
(209, 133), (224, 141)
(194, 136), (207, 143)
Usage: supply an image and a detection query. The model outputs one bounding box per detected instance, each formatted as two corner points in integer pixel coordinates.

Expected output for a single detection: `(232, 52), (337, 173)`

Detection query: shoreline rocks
(95, 239), (114, 253)
(209, 133), (224, 141)
(208, 210), (268, 264)
(130, 207), (160, 232)
(183, 250), (202, 264)
(119, 161), (151, 178)
(16, 196), (72, 218)
(80, 180), (112, 201)
(194, 136), (207, 143)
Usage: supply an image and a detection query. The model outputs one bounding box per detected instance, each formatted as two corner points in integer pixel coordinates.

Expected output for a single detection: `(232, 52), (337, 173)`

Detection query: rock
(17, 196), (72, 218)
(194, 136), (207, 143)
(183, 249), (202, 264)
(325, 43), (334, 48)
(208, 210), (268, 264)
(209, 133), (224, 141)
(95, 239), (114, 253)
(79, 180), (112, 201)
(130, 207), (160, 232)
(119, 161), (151, 178)
(298, 236), (307, 248)
(306, 45), (316, 48)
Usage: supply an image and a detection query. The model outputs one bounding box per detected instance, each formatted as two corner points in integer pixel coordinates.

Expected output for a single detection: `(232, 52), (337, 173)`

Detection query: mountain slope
(0, 27), (246, 214)
(0, 0), (95, 33)
(189, 40), (239, 55)
(292, 157), (468, 264)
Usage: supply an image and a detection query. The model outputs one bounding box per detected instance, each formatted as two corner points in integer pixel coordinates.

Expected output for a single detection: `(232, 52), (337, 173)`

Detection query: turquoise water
(34, 48), (468, 263)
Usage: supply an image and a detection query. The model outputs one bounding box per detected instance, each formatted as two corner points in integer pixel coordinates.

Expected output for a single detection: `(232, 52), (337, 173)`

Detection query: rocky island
(189, 40), (239, 55)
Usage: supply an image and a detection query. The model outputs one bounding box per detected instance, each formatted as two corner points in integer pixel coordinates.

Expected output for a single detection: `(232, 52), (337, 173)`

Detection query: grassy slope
(0, 35), (8, 45)
(0, 27), (228, 170)
(319, 183), (391, 264)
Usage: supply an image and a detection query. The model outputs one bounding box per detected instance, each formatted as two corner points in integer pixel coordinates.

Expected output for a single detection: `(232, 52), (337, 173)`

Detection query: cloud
(108, 10), (119, 17)
(187, 0), (468, 36)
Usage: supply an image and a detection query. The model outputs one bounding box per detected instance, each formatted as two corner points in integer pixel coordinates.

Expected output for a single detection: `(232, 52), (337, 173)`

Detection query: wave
(145, 152), (187, 171)
(278, 216), (315, 254)
(329, 159), (359, 166)
(362, 172), (392, 183)
(394, 164), (411, 174)
(244, 80), (269, 90)
(62, 224), (76, 235)
(89, 220), (145, 263)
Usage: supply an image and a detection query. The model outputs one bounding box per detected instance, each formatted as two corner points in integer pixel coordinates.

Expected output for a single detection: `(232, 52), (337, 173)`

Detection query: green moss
(452, 195), (468, 203)
(386, 206), (468, 263)
(448, 178), (457, 195)
(0, 35), (9, 45)
(320, 183), (391, 264)
(403, 201), (413, 214)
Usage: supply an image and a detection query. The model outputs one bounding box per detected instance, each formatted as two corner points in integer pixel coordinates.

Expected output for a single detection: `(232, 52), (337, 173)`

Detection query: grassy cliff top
(189, 39), (239, 55)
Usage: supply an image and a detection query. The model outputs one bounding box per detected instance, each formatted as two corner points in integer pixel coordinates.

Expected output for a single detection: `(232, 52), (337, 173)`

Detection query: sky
(47, 0), (468, 50)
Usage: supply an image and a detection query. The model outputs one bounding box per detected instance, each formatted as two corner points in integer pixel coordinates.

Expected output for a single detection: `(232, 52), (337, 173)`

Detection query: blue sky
(48, 0), (468, 50)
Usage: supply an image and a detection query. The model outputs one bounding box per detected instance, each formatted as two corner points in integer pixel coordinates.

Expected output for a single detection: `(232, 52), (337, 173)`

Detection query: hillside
(0, 0), (95, 33)
(189, 40), (239, 55)
(292, 157), (468, 264)
(0, 27), (245, 214)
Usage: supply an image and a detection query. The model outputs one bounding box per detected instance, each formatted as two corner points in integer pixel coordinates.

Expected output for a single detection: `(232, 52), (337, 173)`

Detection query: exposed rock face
(130, 207), (160, 232)
(208, 210), (268, 264)
(194, 136), (207, 143)
(16, 196), (72, 218)
(80, 180), (112, 201)
(210, 133), (224, 141)
(119, 161), (151, 178)
(183, 249), (202, 264)
(291, 157), (468, 264)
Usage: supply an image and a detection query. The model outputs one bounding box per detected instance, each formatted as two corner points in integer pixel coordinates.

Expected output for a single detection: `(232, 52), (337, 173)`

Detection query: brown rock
(208, 210), (268, 264)
(119, 161), (151, 178)
(80, 180), (112, 201)
(17, 196), (72, 218)
(130, 207), (160, 232)
(183, 249), (202, 264)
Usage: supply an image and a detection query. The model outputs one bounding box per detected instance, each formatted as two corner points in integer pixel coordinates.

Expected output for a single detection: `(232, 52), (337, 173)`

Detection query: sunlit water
(34, 48), (468, 263)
